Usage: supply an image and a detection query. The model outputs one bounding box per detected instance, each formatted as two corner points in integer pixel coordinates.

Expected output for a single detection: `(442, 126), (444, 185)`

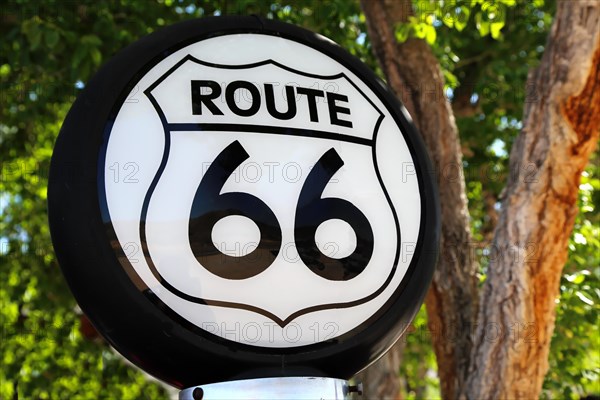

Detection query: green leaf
(476, 14), (490, 37)
(90, 48), (102, 66)
(72, 46), (87, 69)
(455, 6), (471, 32)
(80, 34), (102, 47)
(0, 64), (11, 77)
(566, 273), (586, 284)
(411, 22), (437, 45)
(23, 19), (43, 50)
(455, 18), (467, 32)
(442, 14), (453, 28)
(425, 24), (437, 45)
(444, 70), (458, 88)
(44, 30), (60, 49)
(395, 23), (411, 43)
(491, 21), (505, 39)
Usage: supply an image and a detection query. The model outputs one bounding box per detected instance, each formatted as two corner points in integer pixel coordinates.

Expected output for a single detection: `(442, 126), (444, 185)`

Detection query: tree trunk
(360, 1), (479, 399)
(465, 2), (600, 399)
(356, 339), (405, 399)
(360, 0), (599, 399)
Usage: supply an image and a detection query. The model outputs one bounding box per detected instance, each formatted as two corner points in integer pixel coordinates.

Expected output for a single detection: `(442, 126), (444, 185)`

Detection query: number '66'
(188, 140), (374, 281)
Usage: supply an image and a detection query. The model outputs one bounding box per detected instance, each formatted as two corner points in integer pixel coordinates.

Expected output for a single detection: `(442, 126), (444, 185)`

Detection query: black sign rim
(48, 15), (440, 388)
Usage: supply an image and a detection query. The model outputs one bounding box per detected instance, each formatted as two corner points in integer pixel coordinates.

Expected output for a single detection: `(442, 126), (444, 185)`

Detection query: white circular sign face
(103, 33), (421, 348)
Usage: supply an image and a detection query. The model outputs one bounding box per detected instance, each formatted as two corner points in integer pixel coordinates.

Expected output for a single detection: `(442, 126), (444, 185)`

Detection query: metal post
(179, 377), (362, 400)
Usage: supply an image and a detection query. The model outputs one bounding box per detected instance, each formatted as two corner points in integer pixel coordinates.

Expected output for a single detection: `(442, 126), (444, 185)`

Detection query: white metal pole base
(179, 377), (362, 400)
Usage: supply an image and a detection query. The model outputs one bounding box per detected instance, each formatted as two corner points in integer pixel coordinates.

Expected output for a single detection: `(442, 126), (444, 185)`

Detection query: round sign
(48, 16), (439, 388)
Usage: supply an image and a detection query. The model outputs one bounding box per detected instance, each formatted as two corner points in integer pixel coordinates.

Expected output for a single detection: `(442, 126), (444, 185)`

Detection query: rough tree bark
(361, 0), (600, 399)
(360, 0), (600, 399)
(356, 339), (406, 400)
(359, 1), (479, 399)
(465, 2), (600, 399)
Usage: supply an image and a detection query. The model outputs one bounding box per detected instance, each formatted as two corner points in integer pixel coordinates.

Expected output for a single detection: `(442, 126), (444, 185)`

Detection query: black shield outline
(135, 55), (398, 327)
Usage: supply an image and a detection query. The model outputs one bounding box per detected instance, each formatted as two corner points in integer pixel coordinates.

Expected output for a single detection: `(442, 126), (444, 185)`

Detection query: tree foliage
(1, 0), (597, 398)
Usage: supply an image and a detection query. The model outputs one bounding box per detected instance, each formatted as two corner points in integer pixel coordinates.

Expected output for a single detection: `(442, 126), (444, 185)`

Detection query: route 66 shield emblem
(49, 17), (439, 387)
